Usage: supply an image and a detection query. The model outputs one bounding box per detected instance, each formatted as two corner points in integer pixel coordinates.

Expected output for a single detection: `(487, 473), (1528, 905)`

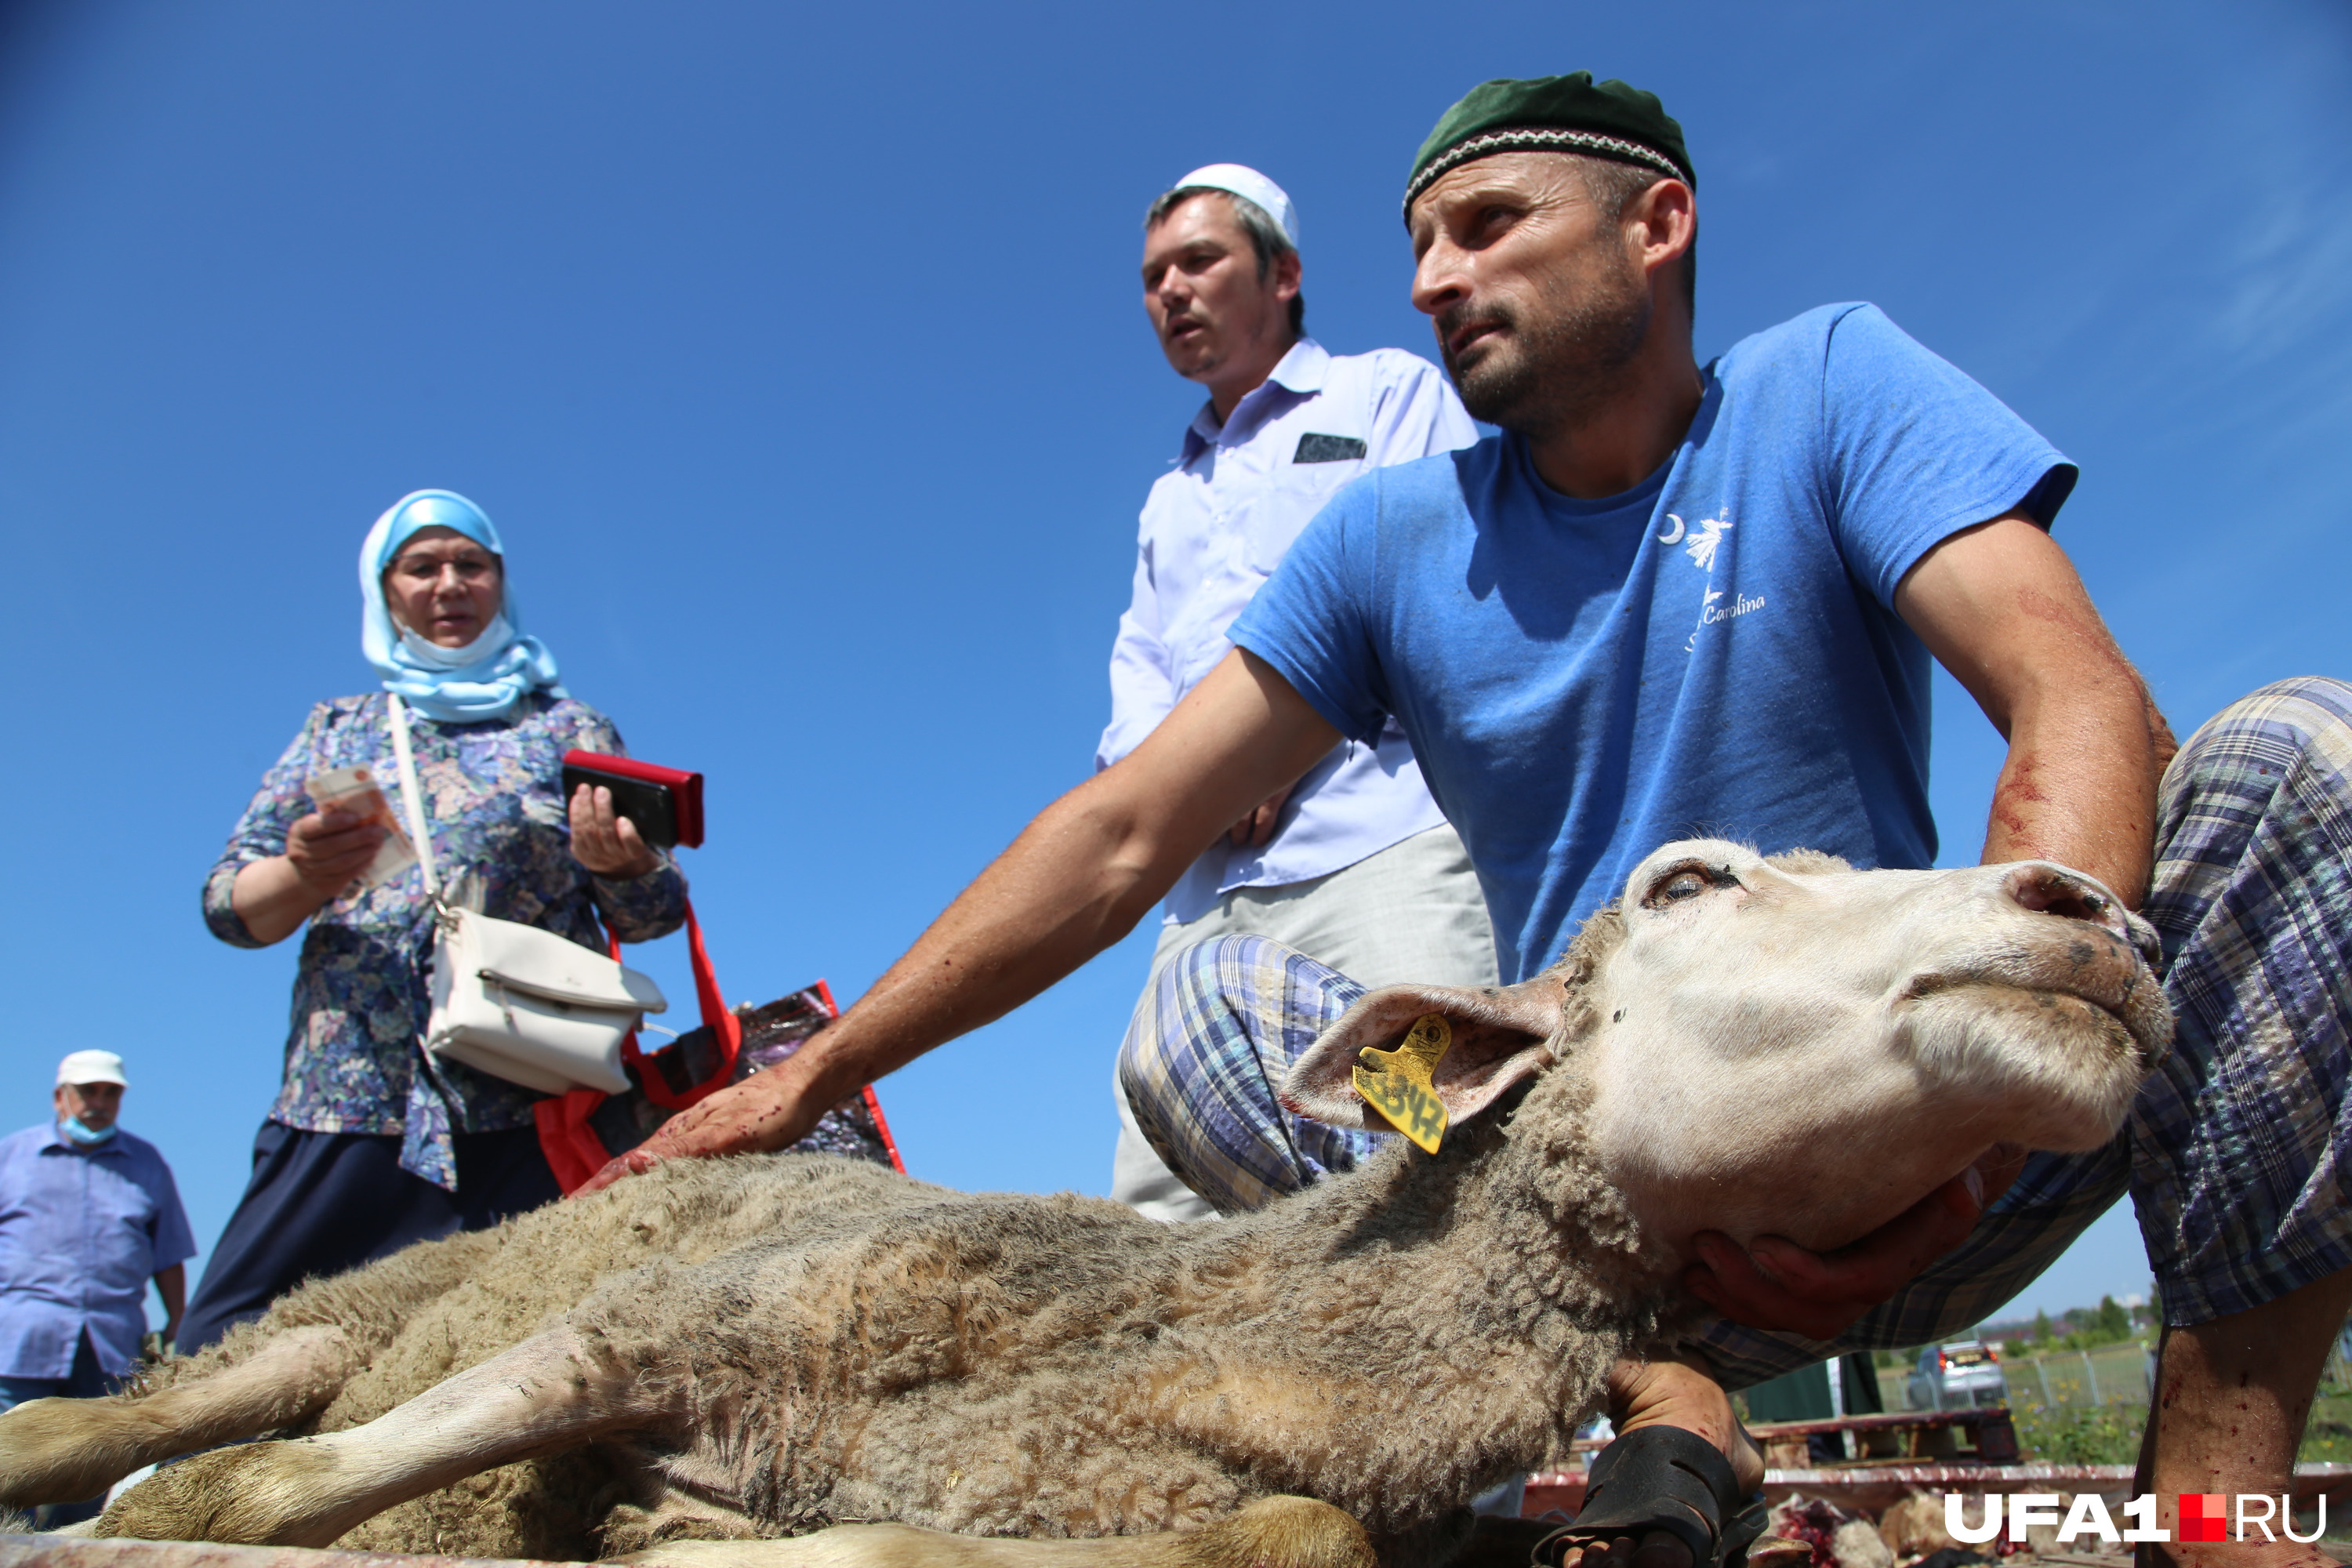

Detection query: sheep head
(1279, 840), (2172, 1265)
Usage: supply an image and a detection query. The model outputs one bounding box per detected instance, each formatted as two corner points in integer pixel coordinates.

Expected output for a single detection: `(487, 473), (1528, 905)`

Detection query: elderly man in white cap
(1099, 165), (1493, 1220)
(0, 1050), (194, 1517)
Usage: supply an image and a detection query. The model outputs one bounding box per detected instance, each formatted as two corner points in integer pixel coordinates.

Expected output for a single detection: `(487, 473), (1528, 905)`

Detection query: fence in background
(1875, 1344), (2154, 1412)
(1871, 1329), (2352, 1415)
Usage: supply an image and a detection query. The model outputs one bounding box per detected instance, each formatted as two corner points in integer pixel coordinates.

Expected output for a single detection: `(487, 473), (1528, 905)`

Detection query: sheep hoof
(94, 1440), (343, 1547)
(0, 1396), (147, 1509)
(1187, 1497), (1377, 1568)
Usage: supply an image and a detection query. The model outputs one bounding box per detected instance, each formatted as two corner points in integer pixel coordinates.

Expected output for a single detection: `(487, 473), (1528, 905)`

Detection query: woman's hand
(231, 808), (385, 945)
(570, 785), (659, 880)
(288, 808), (388, 895)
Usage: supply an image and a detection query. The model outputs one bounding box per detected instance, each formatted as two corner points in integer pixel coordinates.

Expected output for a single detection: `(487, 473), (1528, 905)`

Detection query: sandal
(1531, 1426), (1766, 1568)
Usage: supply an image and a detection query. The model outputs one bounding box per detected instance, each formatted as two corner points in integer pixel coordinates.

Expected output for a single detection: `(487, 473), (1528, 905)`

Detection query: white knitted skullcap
(1169, 164), (1299, 245)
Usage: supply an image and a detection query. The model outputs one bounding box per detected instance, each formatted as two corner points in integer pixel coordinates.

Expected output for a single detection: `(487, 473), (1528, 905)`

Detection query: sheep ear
(1278, 976), (1566, 1135)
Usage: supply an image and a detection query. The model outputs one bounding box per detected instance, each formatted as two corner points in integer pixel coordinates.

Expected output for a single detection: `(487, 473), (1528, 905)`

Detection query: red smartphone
(561, 750), (704, 849)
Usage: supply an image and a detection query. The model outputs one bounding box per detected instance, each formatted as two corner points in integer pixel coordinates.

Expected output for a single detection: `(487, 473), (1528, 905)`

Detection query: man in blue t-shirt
(608, 74), (2352, 1562)
(1229, 291), (2083, 987)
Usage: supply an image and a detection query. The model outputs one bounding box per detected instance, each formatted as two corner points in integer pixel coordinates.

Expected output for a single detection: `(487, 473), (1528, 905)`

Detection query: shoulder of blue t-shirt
(1719, 300), (2075, 521)
(1306, 302), (1878, 502)
(1311, 299), (2065, 523)
(1715, 298), (1876, 374)
(1306, 441), (1466, 518)
(1329, 300), (1881, 401)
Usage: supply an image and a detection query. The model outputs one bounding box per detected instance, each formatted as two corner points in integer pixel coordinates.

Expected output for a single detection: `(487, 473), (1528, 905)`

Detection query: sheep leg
(0, 1325), (358, 1509)
(96, 1327), (679, 1548)
(612, 1497), (1380, 1568)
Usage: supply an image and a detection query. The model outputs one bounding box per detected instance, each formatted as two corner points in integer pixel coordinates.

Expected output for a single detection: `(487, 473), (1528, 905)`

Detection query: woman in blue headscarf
(180, 491), (688, 1352)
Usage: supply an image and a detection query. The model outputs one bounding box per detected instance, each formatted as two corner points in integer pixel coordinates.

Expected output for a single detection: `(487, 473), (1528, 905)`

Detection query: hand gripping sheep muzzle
(1533, 1426), (1767, 1568)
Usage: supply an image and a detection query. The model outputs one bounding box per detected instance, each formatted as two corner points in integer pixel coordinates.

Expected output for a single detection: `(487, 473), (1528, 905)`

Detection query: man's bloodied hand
(1549, 1356), (1764, 1568)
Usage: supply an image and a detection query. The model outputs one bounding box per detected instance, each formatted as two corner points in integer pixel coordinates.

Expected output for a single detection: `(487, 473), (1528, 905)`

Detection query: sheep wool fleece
(100, 1016), (1668, 1563)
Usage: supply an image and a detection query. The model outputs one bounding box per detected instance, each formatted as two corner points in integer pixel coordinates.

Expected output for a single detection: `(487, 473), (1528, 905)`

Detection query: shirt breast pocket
(1247, 457), (1363, 575)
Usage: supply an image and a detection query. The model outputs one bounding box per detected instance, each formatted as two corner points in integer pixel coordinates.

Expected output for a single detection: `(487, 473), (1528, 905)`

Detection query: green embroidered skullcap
(1404, 72), (1693, 223)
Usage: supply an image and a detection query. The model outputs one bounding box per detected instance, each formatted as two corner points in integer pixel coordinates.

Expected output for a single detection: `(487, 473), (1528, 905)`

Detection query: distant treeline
(1871, 1293), (2154, 1369)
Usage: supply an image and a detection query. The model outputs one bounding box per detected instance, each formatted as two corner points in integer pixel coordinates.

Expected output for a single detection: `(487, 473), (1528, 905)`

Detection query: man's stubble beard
(1441, 260), (1652, 441)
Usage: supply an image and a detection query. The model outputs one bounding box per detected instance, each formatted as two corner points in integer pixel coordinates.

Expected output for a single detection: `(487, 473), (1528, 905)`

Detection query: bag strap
(385, 694), (441, 899)
(611, 902), (741, 1111)
(535, 1087), (613, 1192)
(541, 907), (737, 1190)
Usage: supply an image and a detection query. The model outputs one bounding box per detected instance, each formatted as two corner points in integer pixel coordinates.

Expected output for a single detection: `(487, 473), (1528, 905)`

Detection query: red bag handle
(538, 899), (737, 1191)
(617, 899), (740, 1111)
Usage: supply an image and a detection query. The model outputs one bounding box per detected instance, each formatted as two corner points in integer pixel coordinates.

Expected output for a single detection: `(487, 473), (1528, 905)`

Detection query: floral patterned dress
(204, 691), (688, 1189)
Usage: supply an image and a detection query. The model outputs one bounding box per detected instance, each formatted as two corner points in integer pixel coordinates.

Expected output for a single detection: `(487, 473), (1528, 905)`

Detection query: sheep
(0, 841), (2172, 1568)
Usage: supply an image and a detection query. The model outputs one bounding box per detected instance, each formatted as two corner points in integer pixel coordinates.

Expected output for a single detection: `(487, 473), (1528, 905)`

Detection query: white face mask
(397, 612), (515, 670)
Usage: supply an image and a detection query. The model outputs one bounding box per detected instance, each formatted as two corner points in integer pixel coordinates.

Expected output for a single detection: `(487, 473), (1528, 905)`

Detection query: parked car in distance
(1906, 1339), (2008, 1410)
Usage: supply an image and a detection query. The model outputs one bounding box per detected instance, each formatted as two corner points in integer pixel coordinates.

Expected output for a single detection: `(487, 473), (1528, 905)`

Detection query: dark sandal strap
(1534, 1427), (1758, 1568)
(1718, 1497), (1769, 1568)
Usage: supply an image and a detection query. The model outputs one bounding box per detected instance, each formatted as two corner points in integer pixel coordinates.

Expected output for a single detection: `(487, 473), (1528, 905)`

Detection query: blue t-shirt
(1229, 303), (2074, 982)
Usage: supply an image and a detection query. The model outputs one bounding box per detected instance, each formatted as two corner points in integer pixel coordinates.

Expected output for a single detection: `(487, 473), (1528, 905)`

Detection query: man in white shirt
(1101, 165), (1493, 1220)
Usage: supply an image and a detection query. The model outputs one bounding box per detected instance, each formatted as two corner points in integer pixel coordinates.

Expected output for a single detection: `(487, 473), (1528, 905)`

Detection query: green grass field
(1864, 1346), (2352, 1466)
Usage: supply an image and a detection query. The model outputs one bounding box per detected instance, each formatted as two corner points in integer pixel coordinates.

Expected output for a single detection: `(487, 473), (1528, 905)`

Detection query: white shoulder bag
(387, 695), (667, 1096)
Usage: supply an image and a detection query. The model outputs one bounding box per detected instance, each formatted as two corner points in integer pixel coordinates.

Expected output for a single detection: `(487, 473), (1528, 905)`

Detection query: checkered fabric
(1121, 676), (2352, 1385)
(1118, 934), (1393, 1216)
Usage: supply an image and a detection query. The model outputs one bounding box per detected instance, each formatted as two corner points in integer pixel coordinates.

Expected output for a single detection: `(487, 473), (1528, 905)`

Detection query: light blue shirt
(1098, 338), (1479, 921)
(1233, 303), (2074, 980)
(0, 1123), (196, 1377)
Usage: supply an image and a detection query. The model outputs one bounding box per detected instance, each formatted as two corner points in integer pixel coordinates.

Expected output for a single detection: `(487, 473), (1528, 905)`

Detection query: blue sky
(1, 0), (2345, 1331)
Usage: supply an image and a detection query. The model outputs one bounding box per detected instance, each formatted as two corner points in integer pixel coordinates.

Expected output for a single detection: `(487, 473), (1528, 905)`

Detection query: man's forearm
(768, 783), (1190, 1123)
(154, 1262), (186, 1339)
(1982, 672), (2160, 906)
(573, 651), (1345, 1190)
(650, 777), (1195, 1164)
(2136, 1268), (2352, 1566)
(1894, 513), (2164, 907)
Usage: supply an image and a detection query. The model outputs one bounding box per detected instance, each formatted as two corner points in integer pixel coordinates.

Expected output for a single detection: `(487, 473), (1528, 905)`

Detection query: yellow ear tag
(1352, 1013), (1451, 1154)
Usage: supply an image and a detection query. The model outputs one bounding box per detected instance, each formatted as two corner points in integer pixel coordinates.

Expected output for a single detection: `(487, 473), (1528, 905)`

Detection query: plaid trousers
(1117, 677), (2352, 1385)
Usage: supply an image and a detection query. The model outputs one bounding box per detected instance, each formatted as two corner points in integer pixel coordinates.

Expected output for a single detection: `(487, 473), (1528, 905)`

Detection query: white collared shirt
(1098, 338), (1478, 921)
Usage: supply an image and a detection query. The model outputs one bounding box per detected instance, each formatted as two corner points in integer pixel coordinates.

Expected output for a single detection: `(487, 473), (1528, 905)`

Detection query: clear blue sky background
(2, 1), (2346, 1334)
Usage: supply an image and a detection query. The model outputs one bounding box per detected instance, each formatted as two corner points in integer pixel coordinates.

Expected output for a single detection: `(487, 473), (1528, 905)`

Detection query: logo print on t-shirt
(1670, 512), (1761, 653)
(1657, 513), (1733, 572)
(1683, 516), (1733, 571)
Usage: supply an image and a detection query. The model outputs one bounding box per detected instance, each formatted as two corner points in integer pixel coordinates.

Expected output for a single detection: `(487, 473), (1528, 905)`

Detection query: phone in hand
(561, 751), (704, 850)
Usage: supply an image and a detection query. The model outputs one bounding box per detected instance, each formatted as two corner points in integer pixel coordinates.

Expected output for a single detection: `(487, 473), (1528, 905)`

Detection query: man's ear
(1279, 976), (1566, 1132)
(1273, 247), (1302, 305)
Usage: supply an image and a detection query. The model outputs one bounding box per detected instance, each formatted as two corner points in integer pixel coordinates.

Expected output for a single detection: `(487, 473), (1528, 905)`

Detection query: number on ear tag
(1352, 1012), (1452, 1154)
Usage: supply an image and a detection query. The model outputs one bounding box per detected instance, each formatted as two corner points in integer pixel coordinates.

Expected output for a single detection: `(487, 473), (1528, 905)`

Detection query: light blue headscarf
(359, 489), (566, 724)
